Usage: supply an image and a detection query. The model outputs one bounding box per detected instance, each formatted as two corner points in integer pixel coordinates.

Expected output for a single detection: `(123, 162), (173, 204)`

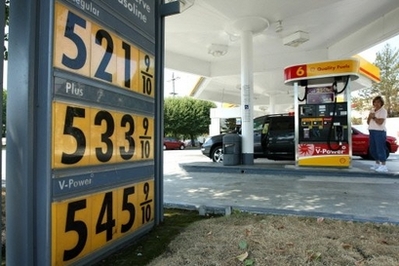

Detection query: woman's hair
(373, 96), (385, 106)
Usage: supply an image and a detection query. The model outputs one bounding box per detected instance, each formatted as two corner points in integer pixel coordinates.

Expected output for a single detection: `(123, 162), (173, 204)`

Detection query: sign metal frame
(6, 0), (179, 265)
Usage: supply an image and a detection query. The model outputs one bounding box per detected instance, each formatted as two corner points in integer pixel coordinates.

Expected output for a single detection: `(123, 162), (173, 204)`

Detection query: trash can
(223, 134), (241, 166)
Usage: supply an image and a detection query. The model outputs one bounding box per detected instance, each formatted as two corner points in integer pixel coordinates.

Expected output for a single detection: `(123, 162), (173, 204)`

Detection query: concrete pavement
(163, 150), (399, 224)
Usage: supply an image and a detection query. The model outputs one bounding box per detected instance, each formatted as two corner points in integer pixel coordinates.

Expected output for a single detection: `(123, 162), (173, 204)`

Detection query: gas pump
(284, 59), (360, 167)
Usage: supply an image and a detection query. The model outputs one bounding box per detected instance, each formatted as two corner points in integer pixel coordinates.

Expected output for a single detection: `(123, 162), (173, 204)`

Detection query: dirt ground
(147, 211), (399, 266)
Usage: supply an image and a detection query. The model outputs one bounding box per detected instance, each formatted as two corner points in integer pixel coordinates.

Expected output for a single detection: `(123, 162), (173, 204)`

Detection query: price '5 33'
(52, 102), (154, 169)
(53, 2), (154, 97)
(52, 180), (154, 264)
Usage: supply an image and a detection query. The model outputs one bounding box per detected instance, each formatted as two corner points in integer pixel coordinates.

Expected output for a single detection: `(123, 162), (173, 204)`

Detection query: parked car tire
(211, 145), (223, 162)
(179, 144), (185, 150)
(163, 145), (167, 150)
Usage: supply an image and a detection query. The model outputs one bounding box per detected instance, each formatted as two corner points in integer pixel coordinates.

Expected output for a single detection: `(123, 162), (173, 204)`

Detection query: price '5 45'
(52, 102), (154, 169)
(53, 2), (155, 97)
(52, 180), (154, 264)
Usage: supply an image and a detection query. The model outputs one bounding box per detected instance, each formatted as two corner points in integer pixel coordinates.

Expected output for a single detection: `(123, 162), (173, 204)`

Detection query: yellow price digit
(139, 53), (155, 97)
(52, 102), (154, 169)
(54, 2), (152, 96)
(52, 180), (154, 265)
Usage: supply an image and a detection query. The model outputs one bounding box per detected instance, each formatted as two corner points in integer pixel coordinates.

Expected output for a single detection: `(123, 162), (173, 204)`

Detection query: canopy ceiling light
(283, 31), (309, 47)
(208, 44), (228, 57)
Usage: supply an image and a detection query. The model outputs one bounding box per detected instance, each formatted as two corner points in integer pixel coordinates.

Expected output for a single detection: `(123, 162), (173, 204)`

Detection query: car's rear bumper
(391, 144), (399, 153)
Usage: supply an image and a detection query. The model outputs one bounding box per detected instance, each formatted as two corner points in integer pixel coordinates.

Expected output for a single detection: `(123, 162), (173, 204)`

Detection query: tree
(374, 44), (399, 116)
(164, 97), (216, 144)
(2, 1), (8, 137)
(3, 0), (9, 60)
(220, 118), (239, 133)
(352, 44), (399, 117)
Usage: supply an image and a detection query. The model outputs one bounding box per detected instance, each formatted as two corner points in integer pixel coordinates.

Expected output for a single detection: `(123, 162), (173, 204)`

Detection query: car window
(253, 116), (266, 131)
(269, 117), (294, 131)
(352, 125), (369, 135)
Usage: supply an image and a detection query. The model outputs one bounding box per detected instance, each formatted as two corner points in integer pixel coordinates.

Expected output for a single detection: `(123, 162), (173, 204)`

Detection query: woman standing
(367, 96), (388, 172)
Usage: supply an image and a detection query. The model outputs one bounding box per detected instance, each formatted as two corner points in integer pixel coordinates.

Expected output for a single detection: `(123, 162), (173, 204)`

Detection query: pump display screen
(306, 86), (334, 104)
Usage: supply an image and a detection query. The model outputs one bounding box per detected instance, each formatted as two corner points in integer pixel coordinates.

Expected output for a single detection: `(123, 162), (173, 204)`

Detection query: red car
(352, 125), (398, 159)
(163, 137), (185, 150)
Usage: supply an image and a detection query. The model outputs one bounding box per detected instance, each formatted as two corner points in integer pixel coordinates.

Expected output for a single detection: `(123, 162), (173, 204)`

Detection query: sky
(358, 34), (399, 62)
(163, 69), (200, 97)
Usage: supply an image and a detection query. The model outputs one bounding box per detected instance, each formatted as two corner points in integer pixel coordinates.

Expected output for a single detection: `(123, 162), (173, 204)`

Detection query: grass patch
(97, 209), (399, 266)
(95, 208), (210, 265)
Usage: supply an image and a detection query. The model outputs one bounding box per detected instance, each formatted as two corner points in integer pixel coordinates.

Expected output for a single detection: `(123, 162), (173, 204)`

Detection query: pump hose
(327, 76), (349, 151)
(298, 86), (308, 102)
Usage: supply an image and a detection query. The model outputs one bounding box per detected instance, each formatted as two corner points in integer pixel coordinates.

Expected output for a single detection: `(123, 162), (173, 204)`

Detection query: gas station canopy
(164, 0), (399, 113)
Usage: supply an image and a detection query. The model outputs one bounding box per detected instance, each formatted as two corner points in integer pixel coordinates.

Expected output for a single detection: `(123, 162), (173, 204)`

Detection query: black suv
(201, 114), (295, 162)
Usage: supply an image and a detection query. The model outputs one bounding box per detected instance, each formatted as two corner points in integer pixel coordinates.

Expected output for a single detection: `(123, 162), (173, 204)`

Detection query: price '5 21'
(54, 2), (155, 97)
(52, 102), (154, 168)
(52, 181), (154, 264)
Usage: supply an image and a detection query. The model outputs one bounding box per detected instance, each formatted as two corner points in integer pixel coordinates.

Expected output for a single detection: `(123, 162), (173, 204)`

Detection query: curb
(164, 202), (399, 225)
(179, 163), (399, 178)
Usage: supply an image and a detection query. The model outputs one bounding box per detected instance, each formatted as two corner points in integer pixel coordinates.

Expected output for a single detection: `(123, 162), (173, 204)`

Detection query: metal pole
(168, 72), (180, 97)
(269, 94), (275, 114)
(240, 30), (254, 165)
(6, 0), (38, 263)
(0, 1), (5, 262)
(155, 0), (165, 225)
(294, 82), (299, 166)
(156, 0), (180, 224)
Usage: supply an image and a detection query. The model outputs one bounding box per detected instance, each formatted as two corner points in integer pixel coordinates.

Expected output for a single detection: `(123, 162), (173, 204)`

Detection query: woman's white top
(368, 107), (387, 131)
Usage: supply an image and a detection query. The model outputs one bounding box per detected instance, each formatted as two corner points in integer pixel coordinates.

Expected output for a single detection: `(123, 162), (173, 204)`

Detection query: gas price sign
(52, 180), (154, 264)
(53, 2), (155, 97)
(52, 101), (154, 168)
(51, 1), (156, 264)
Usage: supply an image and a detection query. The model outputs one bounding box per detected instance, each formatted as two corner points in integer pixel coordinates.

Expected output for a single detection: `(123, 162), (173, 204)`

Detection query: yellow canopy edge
(353, 55), (381, 83)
